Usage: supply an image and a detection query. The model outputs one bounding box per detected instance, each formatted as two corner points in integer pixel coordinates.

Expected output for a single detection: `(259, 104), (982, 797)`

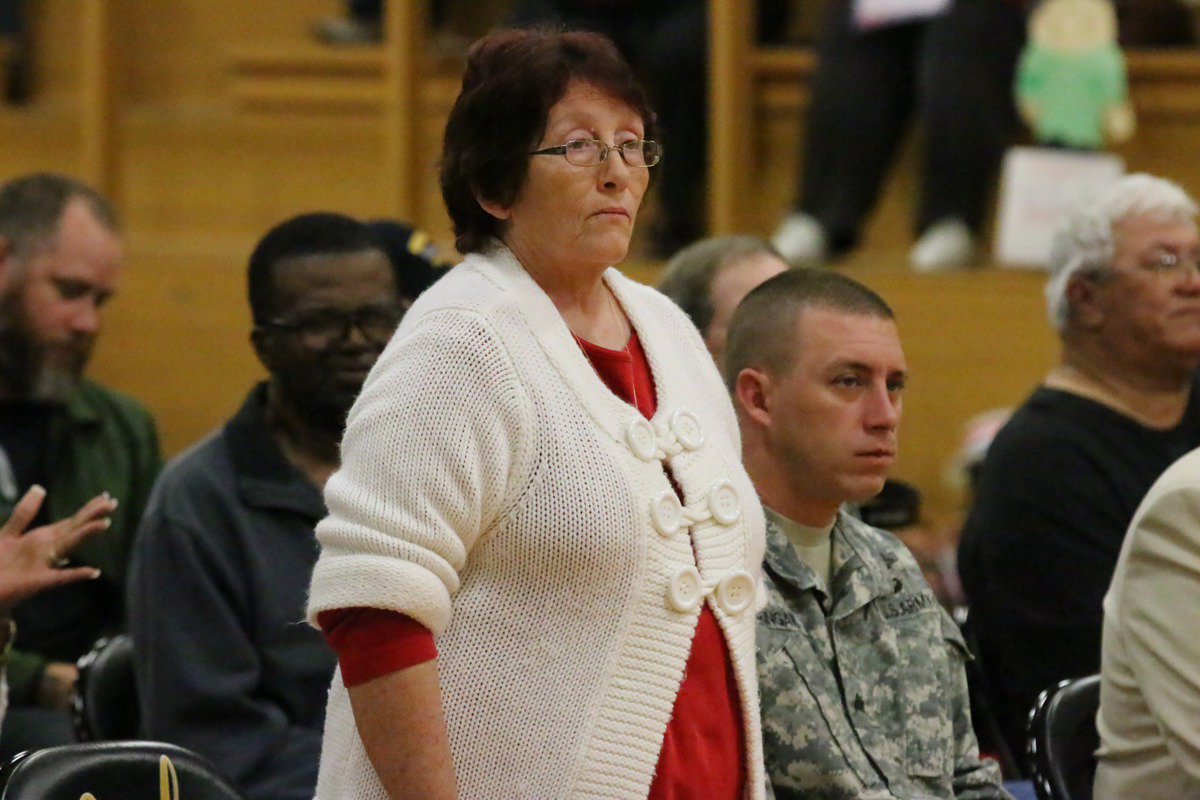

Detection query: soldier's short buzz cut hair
(723, 269), (894, 392)
(0, 173), (119, 264)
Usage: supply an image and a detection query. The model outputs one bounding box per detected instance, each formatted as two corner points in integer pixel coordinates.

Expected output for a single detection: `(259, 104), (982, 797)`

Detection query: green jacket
(757, 507), (1009, 800)
(0, 379), (161, 701)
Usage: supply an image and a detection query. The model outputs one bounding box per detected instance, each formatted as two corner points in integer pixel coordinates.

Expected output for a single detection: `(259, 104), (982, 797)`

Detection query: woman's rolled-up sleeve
(318, 608), (438, 686)
(306, 307), (536, 635)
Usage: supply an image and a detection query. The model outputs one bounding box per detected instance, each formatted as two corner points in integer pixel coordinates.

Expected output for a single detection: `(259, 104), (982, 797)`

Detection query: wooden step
(227, 42), (464, 113)
(229, 44), (385, 112)
(230, 44), (384, 77)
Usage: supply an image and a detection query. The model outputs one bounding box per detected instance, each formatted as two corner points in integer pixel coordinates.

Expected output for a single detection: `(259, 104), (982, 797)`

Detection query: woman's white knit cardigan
(307, 245), (767, 800)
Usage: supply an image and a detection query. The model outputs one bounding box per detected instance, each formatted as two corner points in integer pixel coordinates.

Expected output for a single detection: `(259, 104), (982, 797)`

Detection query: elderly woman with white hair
(957, 172), (1200, 765)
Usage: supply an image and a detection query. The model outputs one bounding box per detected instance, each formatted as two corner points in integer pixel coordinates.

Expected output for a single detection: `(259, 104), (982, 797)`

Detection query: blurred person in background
(657, 234), (787, 368)
(0, 172), (160, 758)
(0, 0), (29, 104)
(958, 173), (1200, 764)
(129, 213), (440, 800)
(771, 0), (1029, 272)
(0, 485), (115, 728)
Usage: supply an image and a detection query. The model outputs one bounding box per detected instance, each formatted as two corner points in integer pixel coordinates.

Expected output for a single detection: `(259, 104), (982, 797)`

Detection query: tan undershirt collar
(768, 507), (835, 595)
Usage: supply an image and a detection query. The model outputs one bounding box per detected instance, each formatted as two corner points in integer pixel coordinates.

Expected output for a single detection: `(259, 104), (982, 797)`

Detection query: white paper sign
(853, 0), (951, 29)
(994, 146), (1125, 268)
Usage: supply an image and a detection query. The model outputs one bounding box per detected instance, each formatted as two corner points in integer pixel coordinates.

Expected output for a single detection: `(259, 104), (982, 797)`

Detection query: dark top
(957, 382), (1200, 759)
(758, 509), (1008, 800)
(0, 400), (52, 519)
(0, 380), (160, 701)
(128, 384), (334, 800)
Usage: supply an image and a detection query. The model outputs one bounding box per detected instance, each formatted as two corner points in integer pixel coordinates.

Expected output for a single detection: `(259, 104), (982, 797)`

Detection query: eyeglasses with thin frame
(1135, 247), (1200, 279)
(530, 138), (662, 168)
(258, 303), (407, 348)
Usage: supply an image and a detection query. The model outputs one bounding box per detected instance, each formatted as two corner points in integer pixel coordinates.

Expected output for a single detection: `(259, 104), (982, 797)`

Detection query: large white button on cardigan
(306, 245), (767, 800)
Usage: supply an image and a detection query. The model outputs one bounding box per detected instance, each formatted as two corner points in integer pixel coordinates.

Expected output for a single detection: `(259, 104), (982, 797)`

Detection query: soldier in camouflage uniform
(757, 507), (1007, 800)
(724, 269), (1009, 800)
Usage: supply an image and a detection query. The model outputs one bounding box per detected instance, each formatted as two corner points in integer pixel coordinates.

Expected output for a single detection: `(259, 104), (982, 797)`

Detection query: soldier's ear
(734, 367), (773, 428)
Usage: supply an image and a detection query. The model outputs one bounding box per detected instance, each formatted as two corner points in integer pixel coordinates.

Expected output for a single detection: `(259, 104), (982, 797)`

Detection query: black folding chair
(0, 741), (242, 800)
(957, 608), (1023, 779)
(72, 634), (138, 741)
(1028, 674), (1101, 800)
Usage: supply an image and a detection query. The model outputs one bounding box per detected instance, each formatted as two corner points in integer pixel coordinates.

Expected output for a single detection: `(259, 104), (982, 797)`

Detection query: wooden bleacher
(2, 0), (1200, 520)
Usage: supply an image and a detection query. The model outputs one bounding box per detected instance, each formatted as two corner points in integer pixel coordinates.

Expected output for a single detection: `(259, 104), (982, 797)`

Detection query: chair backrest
(0, 741), (242, 800)
(1028, 674), (1101, 800)
(957, 609), (1024, 779)
(72, 634), (138, 741)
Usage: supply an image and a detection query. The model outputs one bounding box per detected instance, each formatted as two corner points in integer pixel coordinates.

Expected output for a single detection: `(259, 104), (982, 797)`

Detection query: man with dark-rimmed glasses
(128, 212), (438, 800)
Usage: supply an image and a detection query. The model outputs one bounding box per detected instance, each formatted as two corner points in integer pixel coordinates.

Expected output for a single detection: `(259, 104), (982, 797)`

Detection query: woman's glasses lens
(557, 139), (661, 168)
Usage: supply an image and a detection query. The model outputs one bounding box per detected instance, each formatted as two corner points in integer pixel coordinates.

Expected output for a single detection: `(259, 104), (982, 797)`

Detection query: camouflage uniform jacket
(757, 507), (1010, 800)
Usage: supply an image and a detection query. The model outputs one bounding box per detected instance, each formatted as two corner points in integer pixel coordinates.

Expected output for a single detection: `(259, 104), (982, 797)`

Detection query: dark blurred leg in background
(794, 1), (919, 257)
(624, 3), (707, 256)
(915, 0), (1026, 243)
(315, 0), (382, 44)
(0, 0), (30, 105)
(316, 0), (452, 45)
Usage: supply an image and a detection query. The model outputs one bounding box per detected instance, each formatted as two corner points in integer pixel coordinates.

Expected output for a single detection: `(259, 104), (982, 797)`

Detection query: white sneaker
(313, 17), (382, 45)
(910, 219), (977, 273)
(771, 213), (828, 268)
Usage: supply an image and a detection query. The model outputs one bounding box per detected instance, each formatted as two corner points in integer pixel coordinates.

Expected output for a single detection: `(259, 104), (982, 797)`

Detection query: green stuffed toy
(1016, 0), (1135, 149)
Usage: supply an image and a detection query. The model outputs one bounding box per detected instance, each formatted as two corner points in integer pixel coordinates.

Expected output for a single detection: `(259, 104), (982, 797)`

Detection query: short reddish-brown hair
(440, 27), (657, 254)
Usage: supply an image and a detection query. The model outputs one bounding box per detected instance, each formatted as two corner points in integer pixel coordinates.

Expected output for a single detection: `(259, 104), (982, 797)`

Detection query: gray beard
(0, 299), (80, 402)
(27, 365), (80, 402)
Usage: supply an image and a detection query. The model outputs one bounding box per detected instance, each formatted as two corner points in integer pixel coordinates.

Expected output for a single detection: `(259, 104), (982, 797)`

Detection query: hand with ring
(0, 485), (117, 615)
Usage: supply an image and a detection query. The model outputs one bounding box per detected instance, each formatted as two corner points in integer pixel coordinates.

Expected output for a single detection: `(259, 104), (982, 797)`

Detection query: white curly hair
(1045, 173), (1199, 330)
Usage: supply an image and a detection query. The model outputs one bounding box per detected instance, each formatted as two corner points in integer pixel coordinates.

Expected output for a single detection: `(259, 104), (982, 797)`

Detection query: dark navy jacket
(128, 383), (334, 800)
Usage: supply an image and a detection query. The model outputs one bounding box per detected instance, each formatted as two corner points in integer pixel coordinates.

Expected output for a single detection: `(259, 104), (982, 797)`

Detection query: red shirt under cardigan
(319, 330), (745, 800)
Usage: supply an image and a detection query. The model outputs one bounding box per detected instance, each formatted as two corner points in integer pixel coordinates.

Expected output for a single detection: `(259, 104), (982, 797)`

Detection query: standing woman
(307, 28), (766, 800)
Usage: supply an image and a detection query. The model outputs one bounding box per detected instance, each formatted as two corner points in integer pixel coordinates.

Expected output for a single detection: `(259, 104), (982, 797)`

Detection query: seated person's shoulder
(988, 390), (1089, 451)
(159, 429), (229, 484)
(74, 378), (158, 434)
(140, 430), (238, 527)
(973, 391), (1119, 492)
